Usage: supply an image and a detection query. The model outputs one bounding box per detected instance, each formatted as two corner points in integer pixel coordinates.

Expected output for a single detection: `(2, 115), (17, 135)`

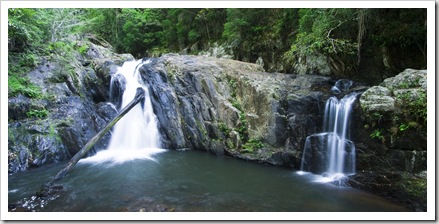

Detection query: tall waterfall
(299, 80), (358, 183)
(80, 59), (165, 165)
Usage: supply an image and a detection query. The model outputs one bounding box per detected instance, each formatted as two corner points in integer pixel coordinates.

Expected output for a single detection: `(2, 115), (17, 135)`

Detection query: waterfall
(80, 59), (165, 165)
(299, 80), (358, 183)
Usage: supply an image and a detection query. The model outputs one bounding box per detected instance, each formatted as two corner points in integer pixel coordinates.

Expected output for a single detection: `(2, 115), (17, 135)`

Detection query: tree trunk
(52, 87), (145, 181)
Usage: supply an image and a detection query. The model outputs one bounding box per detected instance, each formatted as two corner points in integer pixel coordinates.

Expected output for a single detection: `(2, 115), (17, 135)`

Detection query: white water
(299, 82), (358, 183)
(324, 93), (358, 175)
(80, 59), (165, 165)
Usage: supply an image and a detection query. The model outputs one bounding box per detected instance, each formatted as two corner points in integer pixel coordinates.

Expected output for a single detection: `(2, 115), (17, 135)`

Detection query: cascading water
(80, 59), (165, 164)
(299, 80), (359, 183)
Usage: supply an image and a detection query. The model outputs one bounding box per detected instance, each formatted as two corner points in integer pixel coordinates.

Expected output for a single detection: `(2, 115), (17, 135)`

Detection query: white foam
(82, 59), (165, 166)
(79, 148), (167, 165)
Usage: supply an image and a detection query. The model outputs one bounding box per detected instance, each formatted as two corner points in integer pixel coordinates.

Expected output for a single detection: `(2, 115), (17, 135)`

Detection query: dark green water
(8, 149), (411, 212)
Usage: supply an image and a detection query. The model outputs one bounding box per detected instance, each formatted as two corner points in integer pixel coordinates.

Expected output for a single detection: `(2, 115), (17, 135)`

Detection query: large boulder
(136, 54), (332, 166)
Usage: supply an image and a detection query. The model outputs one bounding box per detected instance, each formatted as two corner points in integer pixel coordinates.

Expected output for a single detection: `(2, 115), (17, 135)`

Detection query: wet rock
(9, 183), (65, 212)
(266, 151), (296, 167)
(95, 60), (120, 97)
(301, 133), (355, 174)
(96, 102), (118, 122)
(109, 73), (126, 110)
(208, 140), (226, 155)
(137, 55), (331, 167)
(8, 94), (32, 120)
(8, 40), (127, 173)
(83, 67), (108, 103)
(139, 61), (187, 149)
(35, 183), (64, 198)
(347, 171), (426, 212)
(354, 68), (427, 171)
(331, 79), (353, 94)
(349, 68), (427, 211)
(8, 120), (69, 173)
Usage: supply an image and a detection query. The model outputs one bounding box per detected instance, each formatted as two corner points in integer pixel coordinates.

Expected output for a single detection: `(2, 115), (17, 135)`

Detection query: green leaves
(8, 75), (42, 98)
(289, 9), (358, 56)
(242, 138), (264, 153)
(370, 129), (385, 143)
(397, 91), (427, 124)
(8, 8), (45, 52)
(8, 8), (426, 82)
(8, 52), (43, 98)
(26, 109), (49, 119)
(116, 8), (166, 56)
(399, 123), (410, 132)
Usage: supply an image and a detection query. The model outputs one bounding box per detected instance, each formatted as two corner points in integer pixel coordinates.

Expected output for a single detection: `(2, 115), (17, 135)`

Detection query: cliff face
(136, 54), (333, 168)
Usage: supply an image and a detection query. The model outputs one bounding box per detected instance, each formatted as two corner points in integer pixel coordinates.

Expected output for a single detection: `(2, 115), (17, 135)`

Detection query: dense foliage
(8, 8), (427, 84)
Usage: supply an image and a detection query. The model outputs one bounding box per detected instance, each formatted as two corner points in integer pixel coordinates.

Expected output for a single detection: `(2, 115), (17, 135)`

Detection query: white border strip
(1, 0), (435, 221)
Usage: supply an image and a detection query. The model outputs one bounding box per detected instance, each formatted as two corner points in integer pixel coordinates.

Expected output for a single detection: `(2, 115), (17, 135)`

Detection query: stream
(8, 149), (411, 212)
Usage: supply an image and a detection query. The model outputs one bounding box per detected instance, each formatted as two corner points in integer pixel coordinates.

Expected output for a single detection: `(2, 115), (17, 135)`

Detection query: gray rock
(8, 95), (32, 120)
(359, 86), (395, 112)
(8, 41), (127, 173)
(381, 68), (427, 90)
(132, 54), (332, 167)
(352, 68), (427, 196)
(294, 53), (332, 76)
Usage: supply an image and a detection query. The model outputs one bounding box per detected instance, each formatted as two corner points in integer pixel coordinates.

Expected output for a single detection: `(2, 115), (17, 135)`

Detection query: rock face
(354, 68), (427, 172)
(349, 68), (427, 211)
(137, 54), (333, 168)
(293, 53), (332, 76)
(359, 86), (395, 112)
(8, 48), (334, 173)
(8, 42), (131, 173)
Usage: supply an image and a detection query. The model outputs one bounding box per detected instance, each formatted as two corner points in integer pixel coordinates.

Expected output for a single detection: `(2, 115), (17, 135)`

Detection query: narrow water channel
(8, 149), (411, 212)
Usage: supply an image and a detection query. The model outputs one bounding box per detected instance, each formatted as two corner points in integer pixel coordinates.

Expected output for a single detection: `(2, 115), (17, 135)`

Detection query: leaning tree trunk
(52, 87), (145, 181)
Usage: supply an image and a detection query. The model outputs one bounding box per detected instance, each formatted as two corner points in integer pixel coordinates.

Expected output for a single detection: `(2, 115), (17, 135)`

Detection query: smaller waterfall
(299, 80), (358, 183)
(80, 59), (165, 165)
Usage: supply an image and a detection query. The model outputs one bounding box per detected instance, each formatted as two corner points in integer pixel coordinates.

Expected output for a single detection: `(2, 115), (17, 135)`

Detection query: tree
(116, 9), (165, 57)
(222, 9), (297, 70)
(84, 8), (122, 45)
(369, 9), (427, 67)
(284, 9), (359, 77)
(8, 8), (45, 52)
(43, 8), (89, 43)
(194, 9), (227, 43)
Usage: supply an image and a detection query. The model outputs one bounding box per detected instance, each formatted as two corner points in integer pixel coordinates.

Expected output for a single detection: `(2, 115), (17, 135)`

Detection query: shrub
(26, 109), (49, 119)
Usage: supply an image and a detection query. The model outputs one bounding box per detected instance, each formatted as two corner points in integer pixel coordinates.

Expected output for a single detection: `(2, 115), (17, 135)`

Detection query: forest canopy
(8, 8), (427, 84)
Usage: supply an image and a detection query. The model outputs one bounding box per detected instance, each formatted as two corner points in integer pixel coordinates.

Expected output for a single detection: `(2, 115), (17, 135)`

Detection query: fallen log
(52, 87), (145, 181)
